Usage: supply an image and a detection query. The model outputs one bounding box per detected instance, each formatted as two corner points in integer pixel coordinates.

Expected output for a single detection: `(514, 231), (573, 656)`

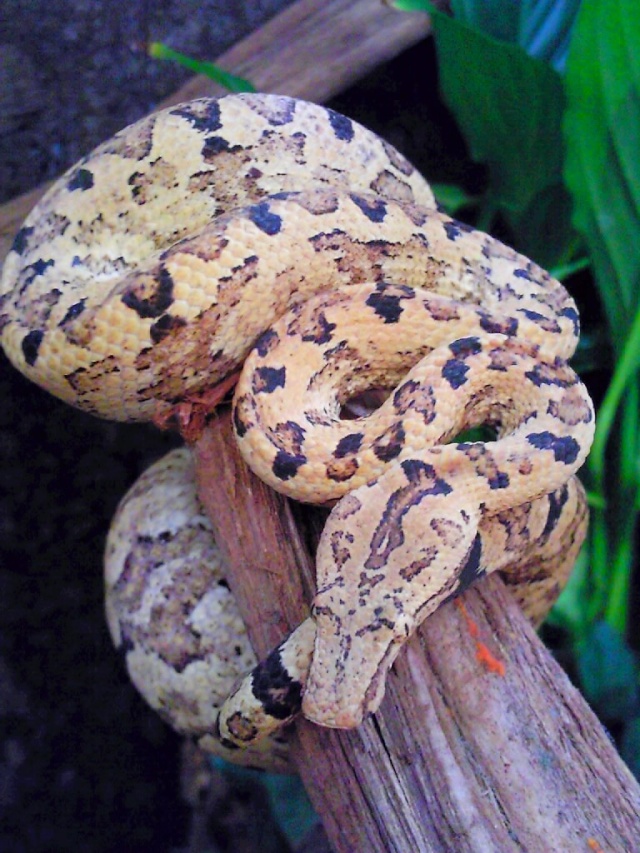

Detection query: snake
(103, 446), (293, 772)
(0, 94), (594, 764)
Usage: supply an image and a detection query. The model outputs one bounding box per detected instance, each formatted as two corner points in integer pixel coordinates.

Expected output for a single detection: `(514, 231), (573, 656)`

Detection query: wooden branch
(156, 0), (432, 108)
(0, 183), (51, 271)
(193, 410), (317, 651)
(0, 0), (431, 267)
(194, 412), (640, 852)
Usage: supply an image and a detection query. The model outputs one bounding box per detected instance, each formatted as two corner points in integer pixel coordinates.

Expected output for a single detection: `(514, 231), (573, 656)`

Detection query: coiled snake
(0, 94), (594, 770)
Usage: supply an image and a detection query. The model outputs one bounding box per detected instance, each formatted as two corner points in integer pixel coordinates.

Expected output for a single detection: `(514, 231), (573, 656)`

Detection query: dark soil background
(0, 2), (472, 851)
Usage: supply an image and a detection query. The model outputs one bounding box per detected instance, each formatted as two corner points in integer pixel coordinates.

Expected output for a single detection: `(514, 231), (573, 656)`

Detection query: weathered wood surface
(0, 0), (431, 266)
(194, 413), (640, 853)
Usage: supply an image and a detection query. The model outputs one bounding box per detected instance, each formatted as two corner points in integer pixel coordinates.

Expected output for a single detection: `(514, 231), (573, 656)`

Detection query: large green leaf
(621, 717), (640, 781)
(429, 10), (573, 266)
(563, 0), (640, 642)
(576, 621), (638, 720)
(450, 0), (580, 70)
(449, 0), (520, 45)
(563, 0), (640, 347)
(516, 0), (581, 71)
(430, 12), (564, 212)
(390, 1), (581, 265)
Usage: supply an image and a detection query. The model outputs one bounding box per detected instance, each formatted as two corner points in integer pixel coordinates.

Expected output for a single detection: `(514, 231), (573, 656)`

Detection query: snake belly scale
(0, 94), (594, 759)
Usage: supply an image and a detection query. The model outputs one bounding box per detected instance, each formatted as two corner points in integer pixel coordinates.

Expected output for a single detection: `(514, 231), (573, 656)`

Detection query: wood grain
(194, 412), (640, 853)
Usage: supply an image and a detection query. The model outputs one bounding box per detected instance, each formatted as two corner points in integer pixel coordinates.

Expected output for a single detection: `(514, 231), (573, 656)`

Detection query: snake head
(302, 599), (412, 728)
(302, 463), (481, 728)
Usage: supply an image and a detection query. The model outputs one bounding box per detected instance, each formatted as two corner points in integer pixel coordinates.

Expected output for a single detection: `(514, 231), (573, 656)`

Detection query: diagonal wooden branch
(194, 411), (640, 852)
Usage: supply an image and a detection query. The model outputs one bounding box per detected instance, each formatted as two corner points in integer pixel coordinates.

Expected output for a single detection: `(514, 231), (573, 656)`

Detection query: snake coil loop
(0, 94), (594, 768)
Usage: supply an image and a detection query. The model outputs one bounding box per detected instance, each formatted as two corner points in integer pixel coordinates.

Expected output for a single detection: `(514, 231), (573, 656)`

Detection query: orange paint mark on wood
(456, 599), (506, 676)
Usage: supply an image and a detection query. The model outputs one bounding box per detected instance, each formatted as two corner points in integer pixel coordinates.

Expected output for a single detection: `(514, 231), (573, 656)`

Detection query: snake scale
(0, 94), (594, 770)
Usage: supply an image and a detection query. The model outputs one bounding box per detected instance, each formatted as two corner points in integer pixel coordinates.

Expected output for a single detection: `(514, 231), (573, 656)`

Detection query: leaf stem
(147, 42), (255, 92)
(589, 301), (640, 490)
(475, 198), (498, 234)
(604, 517), (634, 632)
(587, 506), (610, 622)
(549, 256), (591, 281)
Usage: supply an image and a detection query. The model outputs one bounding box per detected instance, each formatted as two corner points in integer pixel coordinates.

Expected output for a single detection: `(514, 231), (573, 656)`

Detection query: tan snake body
(0, 94), (594, 766)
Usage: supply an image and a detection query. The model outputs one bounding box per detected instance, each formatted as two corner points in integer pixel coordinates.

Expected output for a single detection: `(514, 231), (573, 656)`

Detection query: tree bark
(193, 411), (640, 852)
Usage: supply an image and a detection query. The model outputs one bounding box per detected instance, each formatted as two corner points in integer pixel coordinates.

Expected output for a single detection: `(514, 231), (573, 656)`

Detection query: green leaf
(210, 759), (317, 845)
(422, 8), (575, 266)
(392, 1), (580, 69)
(621, 717), (640, 780)
(576, 621), (638, 720)
(430, 11), (566, 216)
(430, 182), (479, 215)
(547, 544), (590, 634)
(517, 0), (581, 71)
(148, 42), (255, 93)
(450, 0), (520, 45)
(391, 2), (580, 265)
(569, 325), (611, 376)
(549, 256), (590, 282)
(386, 0), (431, 10)
(563, 0), (640, 348)
(502, 181), (577, 270)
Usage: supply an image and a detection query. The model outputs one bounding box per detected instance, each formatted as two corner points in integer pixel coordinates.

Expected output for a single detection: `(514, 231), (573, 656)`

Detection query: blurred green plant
(392, 0), (640, 769)
(147, 41), (255, 93)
